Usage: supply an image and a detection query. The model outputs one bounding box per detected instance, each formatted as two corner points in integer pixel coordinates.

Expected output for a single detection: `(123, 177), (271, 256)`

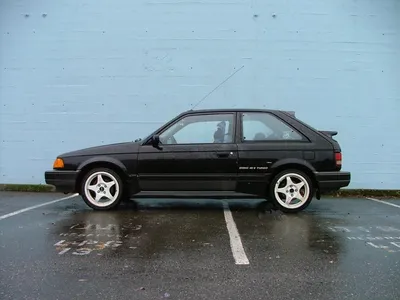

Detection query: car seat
(254, 132), (266, 140)
(224, 122), (233, 143)
(214, 121), (226, 143)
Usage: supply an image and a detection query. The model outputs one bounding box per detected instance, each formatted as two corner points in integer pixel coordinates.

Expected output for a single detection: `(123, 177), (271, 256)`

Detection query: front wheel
(80, 168), (123, 210)
(269, 169), (313, 213)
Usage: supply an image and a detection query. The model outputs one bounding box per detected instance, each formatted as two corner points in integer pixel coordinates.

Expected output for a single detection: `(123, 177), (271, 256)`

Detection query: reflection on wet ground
(50, 203), (231, 260)
(1, 192), (400, 299)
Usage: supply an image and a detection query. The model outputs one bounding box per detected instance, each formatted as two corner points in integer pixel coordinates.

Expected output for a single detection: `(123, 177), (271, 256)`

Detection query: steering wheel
(282, 131), (292, 140)
(161, 136), (177, 144)
(169, 136), (177, 144)
(265, 132), (280, 140)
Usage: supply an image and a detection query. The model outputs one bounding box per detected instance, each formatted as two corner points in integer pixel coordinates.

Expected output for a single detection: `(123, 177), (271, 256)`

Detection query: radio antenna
(191, 65), (245, 110)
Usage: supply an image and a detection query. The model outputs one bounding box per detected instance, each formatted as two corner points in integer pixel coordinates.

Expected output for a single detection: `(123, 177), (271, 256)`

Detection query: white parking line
(366, 197), (400, 209)
(0, 193), (78, 221)
(222, 202), (250, 265)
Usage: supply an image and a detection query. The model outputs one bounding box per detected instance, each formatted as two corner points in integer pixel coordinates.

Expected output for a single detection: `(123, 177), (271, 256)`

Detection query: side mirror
(151, 135), (163, 150)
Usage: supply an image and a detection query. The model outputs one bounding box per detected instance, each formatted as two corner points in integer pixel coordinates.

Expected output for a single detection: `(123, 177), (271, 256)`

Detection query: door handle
(216, 152), (233, 158)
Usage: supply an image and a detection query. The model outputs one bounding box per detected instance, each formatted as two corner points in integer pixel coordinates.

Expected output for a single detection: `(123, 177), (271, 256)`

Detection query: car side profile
(44, 108), (351, 213)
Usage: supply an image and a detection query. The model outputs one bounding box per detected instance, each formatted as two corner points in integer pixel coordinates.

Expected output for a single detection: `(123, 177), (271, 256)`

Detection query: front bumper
(314, 171), (351, 192)
(45, 170), (80, 193)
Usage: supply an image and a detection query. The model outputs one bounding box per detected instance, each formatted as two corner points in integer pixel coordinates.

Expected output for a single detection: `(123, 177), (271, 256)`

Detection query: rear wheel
(80, 168), (123, 210)
(269, 169), (313, 213)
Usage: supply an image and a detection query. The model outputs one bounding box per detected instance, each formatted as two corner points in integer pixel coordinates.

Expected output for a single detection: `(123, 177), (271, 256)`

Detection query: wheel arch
(267, 159), (318, 194)
(75, 157), (129, 193)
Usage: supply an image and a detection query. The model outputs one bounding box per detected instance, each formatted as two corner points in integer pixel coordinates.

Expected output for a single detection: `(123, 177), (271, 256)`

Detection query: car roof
(181, 108), (295, 117)
(184, 108), (283, 114)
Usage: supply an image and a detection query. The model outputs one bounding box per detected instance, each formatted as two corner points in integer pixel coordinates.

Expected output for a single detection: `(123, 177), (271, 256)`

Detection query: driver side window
(159, 113), (235, 144)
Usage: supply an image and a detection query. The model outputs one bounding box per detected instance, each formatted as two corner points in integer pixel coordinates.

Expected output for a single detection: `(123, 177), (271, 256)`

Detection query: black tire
(80, 167), (124, 210)
(268, 169), (314, 213)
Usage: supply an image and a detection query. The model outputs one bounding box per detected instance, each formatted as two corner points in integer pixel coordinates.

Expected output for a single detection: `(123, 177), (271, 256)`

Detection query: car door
(137, 112), (238, 191)
(236, 111), (311, 195)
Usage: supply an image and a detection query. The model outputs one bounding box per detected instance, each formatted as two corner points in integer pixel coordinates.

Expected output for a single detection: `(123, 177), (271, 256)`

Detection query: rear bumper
(314, 171), (351, 192)
(44, 170), (80, 193)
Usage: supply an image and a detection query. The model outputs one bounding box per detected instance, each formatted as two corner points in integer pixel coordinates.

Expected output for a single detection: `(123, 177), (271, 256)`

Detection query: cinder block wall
(1, 0), (399, 188)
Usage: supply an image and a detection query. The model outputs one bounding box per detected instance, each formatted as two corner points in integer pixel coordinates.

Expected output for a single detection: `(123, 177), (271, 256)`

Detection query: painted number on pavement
(327, 226), (400, 253)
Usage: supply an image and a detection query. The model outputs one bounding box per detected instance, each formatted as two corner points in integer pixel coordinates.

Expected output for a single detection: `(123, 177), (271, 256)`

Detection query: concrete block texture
(1, 0), (399, 187)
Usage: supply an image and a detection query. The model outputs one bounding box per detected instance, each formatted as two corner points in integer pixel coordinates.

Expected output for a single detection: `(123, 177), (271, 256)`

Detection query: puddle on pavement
(49, 200), (232, 258)
(47, 198), (400, 261)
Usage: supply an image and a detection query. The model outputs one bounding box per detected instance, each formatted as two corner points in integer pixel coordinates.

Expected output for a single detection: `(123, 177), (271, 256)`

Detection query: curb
(0, 184), (55, 192)
(324, 189), (400, 199)
(0, 184), (399, 198)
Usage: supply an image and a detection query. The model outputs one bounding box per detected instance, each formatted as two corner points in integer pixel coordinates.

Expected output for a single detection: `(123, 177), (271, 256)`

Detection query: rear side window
(241, 112), (305, 142)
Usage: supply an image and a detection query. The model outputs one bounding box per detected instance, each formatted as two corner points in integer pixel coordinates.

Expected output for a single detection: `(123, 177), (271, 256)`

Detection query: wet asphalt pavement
(1, 192), (400, 300)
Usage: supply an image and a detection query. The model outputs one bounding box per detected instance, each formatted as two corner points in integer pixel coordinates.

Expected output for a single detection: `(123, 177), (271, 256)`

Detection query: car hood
(59, 141), (140, 158)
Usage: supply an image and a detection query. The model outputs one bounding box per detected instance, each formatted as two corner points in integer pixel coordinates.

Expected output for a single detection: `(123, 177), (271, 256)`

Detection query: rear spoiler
(319, 130), (338, 138)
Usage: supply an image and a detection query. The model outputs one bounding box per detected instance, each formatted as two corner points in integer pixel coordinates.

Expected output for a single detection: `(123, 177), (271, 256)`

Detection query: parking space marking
(366, 197), (400, 209)
(0, 193), (78, 221)
(222, 202), (249, 265)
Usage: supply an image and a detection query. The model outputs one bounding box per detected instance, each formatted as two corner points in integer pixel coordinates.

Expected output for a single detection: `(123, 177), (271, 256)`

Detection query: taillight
(335, 152), (342, 166)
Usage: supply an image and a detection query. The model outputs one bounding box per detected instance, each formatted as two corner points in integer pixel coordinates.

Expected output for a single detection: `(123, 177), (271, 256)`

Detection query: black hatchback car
(45, 109), (350, 213)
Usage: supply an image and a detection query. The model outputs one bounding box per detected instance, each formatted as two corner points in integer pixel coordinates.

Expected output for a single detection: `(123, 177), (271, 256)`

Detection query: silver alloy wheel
(274, 172), (310, 209)
(83, 171), (120, 207)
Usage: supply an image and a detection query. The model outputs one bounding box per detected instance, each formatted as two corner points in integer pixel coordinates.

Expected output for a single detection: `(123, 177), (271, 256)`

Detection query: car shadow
(119, 198), (280, 213)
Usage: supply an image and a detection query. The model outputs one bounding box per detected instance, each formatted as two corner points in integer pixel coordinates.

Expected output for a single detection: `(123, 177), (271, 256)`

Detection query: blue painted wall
(1, 0), (399, 188)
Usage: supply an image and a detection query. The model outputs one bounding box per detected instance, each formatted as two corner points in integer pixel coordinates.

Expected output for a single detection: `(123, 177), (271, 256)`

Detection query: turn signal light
(53, 158), (64, 169)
